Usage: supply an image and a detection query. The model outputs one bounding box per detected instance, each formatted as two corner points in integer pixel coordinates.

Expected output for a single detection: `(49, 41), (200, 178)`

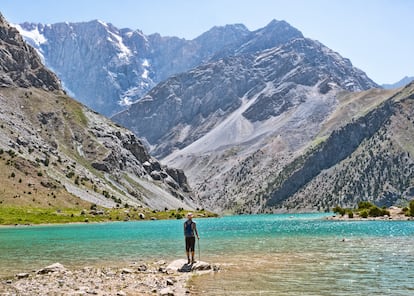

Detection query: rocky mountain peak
(0, 13), (61, 90)
(194, 23), (250, 44)
(236, 19), (303, 54)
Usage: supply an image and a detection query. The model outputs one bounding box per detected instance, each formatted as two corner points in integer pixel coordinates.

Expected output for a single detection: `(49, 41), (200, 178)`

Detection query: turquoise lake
(1, 213), (414, 295)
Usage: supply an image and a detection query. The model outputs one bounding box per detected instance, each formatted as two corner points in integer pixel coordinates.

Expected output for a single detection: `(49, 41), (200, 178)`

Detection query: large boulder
(166, 259), (212, 273)
(36, 262), (66, 274)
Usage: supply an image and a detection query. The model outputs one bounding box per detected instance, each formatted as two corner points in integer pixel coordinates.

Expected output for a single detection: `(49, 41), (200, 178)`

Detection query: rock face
(15, 19), (303, 116)
(0, 14), (60, 90)
(0, 13), (196, 211)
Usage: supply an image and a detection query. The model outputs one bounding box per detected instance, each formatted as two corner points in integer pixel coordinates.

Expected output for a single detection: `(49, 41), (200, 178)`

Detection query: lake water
(1, 213), (414, 295)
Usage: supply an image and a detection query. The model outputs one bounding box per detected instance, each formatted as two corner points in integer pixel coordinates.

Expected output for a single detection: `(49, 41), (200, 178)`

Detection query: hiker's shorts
(185, 236), (195, 252)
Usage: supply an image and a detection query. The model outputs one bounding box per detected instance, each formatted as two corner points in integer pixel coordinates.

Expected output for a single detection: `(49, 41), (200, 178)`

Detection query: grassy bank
(0, 206), (217, 225)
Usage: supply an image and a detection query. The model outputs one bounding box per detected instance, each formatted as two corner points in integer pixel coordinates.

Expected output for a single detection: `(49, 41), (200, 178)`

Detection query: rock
(213, 264), (221, 272)
(137, 264), (147, 272)
(116, 291), (126, 296)
(37, 262), (66, 274)
(139, 213), (145, 219)
(16, 272), (30, 279)
(121, 268), (133, 274)
(159, 287), (174, 296)
(166, 278), (174, 286)
(166, 259), (212, 273)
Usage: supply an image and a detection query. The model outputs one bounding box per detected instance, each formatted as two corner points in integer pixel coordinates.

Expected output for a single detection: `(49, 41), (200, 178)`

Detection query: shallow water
(1, 214), (414, 295)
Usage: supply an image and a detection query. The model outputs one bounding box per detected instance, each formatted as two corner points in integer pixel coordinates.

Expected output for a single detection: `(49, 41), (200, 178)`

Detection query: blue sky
(1, 0), (413, 84)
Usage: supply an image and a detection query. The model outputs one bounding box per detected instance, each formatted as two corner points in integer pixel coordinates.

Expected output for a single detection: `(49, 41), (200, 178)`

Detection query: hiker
(184, 212), (199, 264)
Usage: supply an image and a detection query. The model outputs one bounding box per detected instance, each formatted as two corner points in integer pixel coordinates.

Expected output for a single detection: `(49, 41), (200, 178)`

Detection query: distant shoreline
(326, 206), (413, 221)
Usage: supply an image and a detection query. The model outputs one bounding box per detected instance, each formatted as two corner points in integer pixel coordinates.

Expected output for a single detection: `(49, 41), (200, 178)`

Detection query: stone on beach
(166, 259), (212, 273)
(16, 273), (29, 279)
(36, 262), (66, 274)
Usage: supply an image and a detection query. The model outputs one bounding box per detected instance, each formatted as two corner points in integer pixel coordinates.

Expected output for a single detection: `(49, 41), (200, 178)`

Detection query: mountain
(110, 24), (407, 212)
(14, 16), (413, 214)
(15, 19), (303, 116)
(382, 76), (414, 89)
(275, 83), (414, 212)
(113, 37), (378, 158)
(0, 13), (196, 212)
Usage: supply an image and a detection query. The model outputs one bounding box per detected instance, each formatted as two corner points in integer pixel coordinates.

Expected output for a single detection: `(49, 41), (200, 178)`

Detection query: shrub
(358, 201), (374, 209)
(347, 211), (354, 219)
(333, 205), (346, 216)
(360, 210), (368, 218)
(410, 200), (414, 217)
(368, 206), (383, 217)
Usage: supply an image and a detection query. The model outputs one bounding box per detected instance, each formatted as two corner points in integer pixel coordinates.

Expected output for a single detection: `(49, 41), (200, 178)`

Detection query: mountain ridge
(15, 19), (305, 116)
(382, 76), (414, 89)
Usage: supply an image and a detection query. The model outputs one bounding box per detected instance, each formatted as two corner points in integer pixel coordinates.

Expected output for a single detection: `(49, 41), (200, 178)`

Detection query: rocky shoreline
(0, 260), (217, 296)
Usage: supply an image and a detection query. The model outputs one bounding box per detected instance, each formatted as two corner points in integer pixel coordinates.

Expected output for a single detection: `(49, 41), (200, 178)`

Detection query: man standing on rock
(184, 212), (199, 264)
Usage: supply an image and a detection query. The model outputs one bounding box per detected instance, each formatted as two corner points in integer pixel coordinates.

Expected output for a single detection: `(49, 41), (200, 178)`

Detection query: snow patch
(119, 85), (147, 106)
(13, 24), (47, 46)
(142, 59), (150, 67)
(119, 97), (134, 106)
(107, 30), (132, 60)
(142, 59), (150, 79)
(97, 20), (108, 27)
(142, 69), (149, 79)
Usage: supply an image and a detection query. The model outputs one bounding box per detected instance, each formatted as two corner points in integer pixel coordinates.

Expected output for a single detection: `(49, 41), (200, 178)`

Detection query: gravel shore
(0, 260), (216, 295)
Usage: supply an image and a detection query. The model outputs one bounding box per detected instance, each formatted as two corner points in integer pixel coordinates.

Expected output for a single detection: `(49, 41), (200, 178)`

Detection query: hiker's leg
(185, 237), (191, 263)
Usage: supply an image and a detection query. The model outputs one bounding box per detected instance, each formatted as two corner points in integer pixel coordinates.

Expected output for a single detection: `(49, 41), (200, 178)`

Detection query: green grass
(0, 206), (218, 225)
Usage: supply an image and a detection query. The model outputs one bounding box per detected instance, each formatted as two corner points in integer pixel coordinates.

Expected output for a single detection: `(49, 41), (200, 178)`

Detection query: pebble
(16, 273), (29, 279)
(121, 268), (133, 274)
